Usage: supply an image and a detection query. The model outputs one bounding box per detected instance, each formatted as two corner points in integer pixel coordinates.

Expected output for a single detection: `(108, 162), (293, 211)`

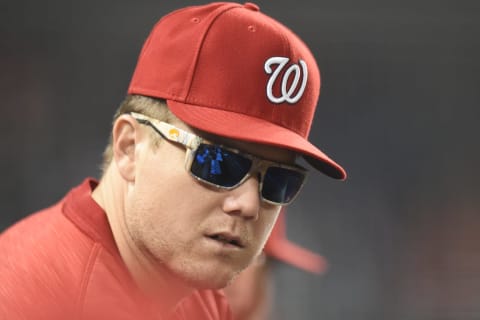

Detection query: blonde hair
(100, 95), (178, 175)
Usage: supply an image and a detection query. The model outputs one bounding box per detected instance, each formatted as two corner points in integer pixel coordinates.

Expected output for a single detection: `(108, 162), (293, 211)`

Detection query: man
(225, 210), (327, 320)
(0, 2), (346, 319)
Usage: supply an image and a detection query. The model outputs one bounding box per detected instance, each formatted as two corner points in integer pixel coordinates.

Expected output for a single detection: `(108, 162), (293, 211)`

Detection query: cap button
(243, 2), (260, 11)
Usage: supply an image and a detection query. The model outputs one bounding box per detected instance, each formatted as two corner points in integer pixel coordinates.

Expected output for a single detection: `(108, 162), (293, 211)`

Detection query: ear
(112, 114), (141, 182)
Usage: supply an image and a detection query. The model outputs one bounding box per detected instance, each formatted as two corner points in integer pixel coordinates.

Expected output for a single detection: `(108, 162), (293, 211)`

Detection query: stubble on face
(121, 126), (283, 290)
(123, 179), (279, 290)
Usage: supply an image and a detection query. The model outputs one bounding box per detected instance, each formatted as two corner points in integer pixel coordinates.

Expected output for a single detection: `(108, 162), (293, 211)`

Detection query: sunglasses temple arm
(130, 112), (201, 150)
(155, 121), (201, 150)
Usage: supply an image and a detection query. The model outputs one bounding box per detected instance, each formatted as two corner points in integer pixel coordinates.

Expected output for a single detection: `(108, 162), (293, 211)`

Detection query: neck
(91, 165), (193, 315)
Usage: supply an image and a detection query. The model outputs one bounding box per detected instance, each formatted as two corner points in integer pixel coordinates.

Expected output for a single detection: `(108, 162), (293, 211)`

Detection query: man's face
(123, 118), (295, 289)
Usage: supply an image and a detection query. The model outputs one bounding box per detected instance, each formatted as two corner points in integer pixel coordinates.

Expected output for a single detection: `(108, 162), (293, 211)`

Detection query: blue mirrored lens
(191, 144), (252, 188)
(262, 166), (305, 204)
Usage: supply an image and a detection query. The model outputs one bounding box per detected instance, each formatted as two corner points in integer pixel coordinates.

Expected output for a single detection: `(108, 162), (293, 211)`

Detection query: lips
(207, 232), (244, 248)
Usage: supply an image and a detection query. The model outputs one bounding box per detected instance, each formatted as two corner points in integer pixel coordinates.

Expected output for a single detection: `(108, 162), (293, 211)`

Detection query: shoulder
(0, 202), (96, 319)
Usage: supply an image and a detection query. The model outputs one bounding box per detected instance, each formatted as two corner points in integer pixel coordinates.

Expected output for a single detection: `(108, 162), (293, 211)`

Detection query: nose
(221, 175), (261, 220)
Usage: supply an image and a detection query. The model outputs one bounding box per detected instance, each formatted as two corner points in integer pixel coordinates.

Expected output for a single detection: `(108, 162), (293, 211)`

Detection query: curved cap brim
(167, 100), (347, 180)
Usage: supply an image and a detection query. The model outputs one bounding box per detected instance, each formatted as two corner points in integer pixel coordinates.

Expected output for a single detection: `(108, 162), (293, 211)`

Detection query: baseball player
(0, 2), (346, 319)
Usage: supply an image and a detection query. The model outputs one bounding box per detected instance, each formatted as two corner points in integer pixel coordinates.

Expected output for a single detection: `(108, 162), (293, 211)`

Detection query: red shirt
(0, 179), (232, 320)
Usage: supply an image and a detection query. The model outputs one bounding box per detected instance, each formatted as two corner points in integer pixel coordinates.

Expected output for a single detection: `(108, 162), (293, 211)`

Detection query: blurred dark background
(1, 1), (479, 319)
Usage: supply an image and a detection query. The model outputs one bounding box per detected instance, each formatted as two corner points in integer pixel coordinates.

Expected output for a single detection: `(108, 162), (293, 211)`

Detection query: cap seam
(184, 3), (243, 101)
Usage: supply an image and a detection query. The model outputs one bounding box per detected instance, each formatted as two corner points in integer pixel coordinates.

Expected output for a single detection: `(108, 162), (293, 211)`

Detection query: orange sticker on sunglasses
(169, 128), (180, 139)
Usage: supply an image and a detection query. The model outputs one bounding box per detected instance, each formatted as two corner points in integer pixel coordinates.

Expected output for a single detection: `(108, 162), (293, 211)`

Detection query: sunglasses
(129, 112), (307, 205)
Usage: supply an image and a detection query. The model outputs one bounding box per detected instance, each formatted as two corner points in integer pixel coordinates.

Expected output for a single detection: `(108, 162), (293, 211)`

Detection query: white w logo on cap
(264, 57), (308, 104)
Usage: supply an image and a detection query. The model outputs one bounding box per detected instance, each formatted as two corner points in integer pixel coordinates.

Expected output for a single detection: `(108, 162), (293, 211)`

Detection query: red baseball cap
(264, 209), (327, 274)
(128, 2), (346, 179)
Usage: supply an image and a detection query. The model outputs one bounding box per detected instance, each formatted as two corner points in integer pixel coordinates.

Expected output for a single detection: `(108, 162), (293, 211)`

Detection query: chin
(190, 271), (237, 290)
(179, 264), (242, 290)
(163, 250), (253, 290)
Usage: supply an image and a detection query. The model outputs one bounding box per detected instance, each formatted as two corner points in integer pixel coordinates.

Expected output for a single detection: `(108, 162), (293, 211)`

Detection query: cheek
(124, 153), (220, 250)
(249, 208), (281, 256)
(259, 208), (280, 239)
(135, 145), (216, 207)
(123, 187), (197, 265)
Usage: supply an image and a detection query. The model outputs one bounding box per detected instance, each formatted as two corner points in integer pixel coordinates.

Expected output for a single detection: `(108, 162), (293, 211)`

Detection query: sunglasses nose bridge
(239, 166), (261, 206)
(249, 159), (271, 199)
(250, 159), (269, 181)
